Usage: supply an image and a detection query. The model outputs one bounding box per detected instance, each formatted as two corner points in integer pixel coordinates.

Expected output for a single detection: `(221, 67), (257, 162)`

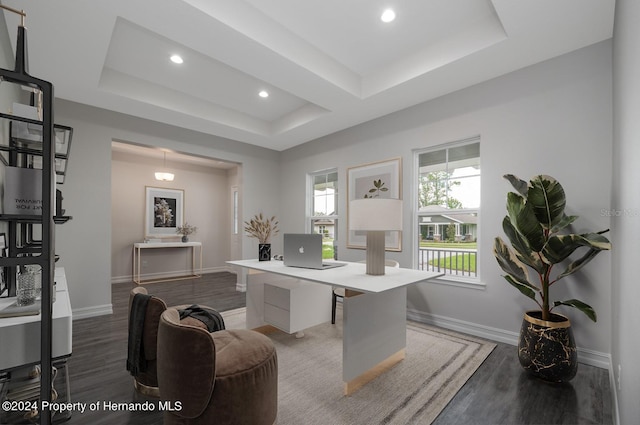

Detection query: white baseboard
(111, 266), (233, 284)
(408, 308), (518, 345)
(609, 359), (621, 425)
(72, 304), (113, 320)
(407, 308), (610, 369)
(111, 275), (133, 284)
(578, 346), (612, 369)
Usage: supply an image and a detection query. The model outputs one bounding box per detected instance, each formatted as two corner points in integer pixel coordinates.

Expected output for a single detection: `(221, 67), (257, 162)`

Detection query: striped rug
(222, 307), (496, 425)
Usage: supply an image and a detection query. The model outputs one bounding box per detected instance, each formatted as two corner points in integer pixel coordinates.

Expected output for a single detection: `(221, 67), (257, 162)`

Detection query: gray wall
(54, 100), (280, 318)
(280, 41), (613, 365)
(612, 0), (640, 423)
(111, 150), (238, 281)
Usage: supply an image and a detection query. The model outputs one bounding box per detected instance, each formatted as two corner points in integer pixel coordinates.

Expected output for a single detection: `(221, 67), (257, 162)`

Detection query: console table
(227, 259), (443, 395)
(133, 242), (202, 284)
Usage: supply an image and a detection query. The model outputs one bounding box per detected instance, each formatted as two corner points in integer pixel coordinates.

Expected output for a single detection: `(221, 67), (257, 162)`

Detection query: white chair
(331, 259), (400, 324)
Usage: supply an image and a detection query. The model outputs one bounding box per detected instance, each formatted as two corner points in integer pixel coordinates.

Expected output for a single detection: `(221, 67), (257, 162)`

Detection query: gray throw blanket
(179, 305), (225, 332)
(126, 293), (150, 377)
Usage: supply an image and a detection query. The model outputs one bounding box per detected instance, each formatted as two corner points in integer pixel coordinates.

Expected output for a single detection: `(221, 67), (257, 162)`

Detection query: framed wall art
(145, 186), (184, 238)
(347, 157), (402, 251)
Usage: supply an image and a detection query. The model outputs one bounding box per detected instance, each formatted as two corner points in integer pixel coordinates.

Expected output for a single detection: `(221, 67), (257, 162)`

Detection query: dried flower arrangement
(176, 222), (197, 236)
(244, 213), (279, 244)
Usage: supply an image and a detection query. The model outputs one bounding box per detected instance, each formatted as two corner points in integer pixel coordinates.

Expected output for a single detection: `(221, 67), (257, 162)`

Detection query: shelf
(0, 215), (72, 224)
(0, 21), (61, 425)
(0, 113), (73, 184)
(0, 111), (42, 125)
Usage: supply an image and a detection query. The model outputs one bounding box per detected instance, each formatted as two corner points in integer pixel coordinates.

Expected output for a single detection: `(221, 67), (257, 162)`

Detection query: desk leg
(343, 287), (407, 395)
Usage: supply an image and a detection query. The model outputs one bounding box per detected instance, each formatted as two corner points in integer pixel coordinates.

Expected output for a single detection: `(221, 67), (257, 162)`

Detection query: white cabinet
(0, 267), (72, 371)
(263, 278), (332, 335)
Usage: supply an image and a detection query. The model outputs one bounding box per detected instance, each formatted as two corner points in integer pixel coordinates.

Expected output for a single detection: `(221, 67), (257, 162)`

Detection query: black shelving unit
(0, 13), (71, 425)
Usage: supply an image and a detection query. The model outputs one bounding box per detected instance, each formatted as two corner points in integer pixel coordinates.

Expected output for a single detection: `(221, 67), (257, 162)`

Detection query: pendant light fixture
(155, 151), (175, 181)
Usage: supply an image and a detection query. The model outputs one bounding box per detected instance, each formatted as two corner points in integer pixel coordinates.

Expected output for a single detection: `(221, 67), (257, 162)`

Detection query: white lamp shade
(349, 199), (403, 231)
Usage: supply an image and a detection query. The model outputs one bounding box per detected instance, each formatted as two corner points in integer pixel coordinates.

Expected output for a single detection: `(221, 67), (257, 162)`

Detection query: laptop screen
(283, 234), (323, 268)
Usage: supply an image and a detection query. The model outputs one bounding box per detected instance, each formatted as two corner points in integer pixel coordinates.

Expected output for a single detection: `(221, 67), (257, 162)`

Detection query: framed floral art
(346, 157), (402, 251)
(145, 186), (184, 238)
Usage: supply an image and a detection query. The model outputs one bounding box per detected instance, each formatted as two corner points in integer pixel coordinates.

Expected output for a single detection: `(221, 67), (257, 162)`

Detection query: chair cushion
(207, 330), (278, 425)
(213, 330), (276, 378)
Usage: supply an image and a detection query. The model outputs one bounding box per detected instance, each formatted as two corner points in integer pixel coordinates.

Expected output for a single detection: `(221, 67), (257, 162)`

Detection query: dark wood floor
(62, 272), (612, 425)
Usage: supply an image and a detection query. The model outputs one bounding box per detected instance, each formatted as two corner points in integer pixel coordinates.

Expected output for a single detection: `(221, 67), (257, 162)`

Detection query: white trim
(307, 168), (339, 234)
(408, 307), (517, 345)
(111, 274), (134, 284)
(427, 275), (486, 290)
(111, 266), (231, 284)
(609, 359), (621, 425)
(407, 308), (611, 369)
(411, 136), (481, 283)
(578, 347), (612, 370)
(72, 304), (113, 320)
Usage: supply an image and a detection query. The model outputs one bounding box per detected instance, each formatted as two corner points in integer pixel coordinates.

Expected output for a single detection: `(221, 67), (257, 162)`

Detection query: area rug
(221, 307), (496, 425)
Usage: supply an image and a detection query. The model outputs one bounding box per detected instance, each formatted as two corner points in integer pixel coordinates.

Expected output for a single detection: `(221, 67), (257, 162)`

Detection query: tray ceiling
(2, 0), (614, 151)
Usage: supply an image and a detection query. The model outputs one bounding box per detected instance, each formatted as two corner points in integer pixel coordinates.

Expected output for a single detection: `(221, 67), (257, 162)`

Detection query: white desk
(227, 259), (443, 395)
(133, 242), (202, 284)
(0, 267), (72, 371)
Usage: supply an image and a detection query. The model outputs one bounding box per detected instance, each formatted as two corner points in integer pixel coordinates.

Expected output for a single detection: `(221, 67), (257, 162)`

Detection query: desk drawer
(264, 303), (290, 332)
(264, 282), (291, 310)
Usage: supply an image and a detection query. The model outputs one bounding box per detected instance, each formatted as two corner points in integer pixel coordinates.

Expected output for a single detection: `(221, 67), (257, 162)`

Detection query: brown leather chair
(128, 286), (167, 397)
(157, 308), (278, 425)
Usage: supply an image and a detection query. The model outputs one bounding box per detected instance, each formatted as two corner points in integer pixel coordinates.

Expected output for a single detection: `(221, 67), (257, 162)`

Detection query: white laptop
(283, 234), (346, 270)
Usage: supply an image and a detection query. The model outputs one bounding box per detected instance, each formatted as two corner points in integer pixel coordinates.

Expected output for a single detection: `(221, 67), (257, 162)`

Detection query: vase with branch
(244, 213), (279, 261)
(176, 222), (197, 242)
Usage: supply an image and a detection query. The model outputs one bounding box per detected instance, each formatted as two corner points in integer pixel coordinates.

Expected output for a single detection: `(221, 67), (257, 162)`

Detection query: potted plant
(493, 174), (611, 382)
(176, 222), (197, 242)
(244, 213), (279, 261)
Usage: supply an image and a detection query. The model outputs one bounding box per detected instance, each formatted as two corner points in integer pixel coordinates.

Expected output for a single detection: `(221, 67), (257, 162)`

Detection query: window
(308, 169), (338, 260)
(415, 137), (480, 279)
(232, 187), (239, 234)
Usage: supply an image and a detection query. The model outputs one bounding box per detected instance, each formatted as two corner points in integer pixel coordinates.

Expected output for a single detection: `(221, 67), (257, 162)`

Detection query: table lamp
(349, 198), (403, 275)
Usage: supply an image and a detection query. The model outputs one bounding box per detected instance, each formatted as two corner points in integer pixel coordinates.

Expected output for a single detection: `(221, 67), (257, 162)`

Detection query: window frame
(306, 168), (339, 242)
(232, 187), (239, 235)
(412, 136), (482, 286)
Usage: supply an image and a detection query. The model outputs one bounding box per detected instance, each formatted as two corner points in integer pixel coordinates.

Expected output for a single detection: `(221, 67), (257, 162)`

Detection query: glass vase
(16, 271), (37, 307)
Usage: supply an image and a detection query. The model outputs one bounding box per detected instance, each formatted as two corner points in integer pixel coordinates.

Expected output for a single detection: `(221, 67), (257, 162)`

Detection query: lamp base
(366, 231), (386, 275)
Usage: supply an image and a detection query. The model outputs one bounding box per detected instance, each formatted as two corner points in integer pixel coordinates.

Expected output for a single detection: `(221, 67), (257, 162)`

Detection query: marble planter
(518, 311), (577, 382)
(258, 244), (271, 261)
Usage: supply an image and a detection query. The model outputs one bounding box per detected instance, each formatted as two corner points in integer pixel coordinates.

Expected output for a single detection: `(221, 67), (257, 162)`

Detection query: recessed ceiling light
(259, 90), (269, 98)
(170, 54), (184, 64)
(381, 9), (396, 23)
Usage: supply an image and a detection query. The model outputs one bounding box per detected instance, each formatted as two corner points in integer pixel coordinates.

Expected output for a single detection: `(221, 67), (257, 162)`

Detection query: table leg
(342, 287), (407, 395)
